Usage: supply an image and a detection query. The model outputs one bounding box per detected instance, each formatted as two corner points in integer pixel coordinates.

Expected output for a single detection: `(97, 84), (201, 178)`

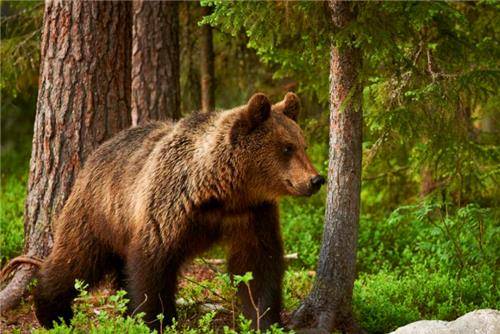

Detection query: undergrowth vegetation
(1, 140), (498, 333)
(0, 139), (30, 264)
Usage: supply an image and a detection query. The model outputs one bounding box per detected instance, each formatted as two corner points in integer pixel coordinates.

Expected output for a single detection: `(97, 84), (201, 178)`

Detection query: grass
(0, 139), (30, 264)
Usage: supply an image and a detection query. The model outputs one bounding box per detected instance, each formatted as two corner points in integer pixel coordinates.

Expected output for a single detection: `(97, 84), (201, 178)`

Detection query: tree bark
(180, 1), (201, 114)
(0, 0), (131, 313)
(291, 2), (363, 333)
(131, 0), (180, 125)
(200, 5), (215, 112)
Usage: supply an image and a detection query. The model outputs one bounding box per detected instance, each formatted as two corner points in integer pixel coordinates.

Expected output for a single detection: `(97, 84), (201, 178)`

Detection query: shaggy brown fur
(33, 93), (324, 331)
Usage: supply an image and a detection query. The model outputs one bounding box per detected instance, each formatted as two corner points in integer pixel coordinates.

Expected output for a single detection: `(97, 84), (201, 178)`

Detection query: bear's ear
(245, 93), (271, 129)
(281, 92), (300, 121)
(230, 93), (271, 144)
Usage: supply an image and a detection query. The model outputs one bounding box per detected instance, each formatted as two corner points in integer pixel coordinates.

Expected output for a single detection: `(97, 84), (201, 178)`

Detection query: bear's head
(229, 92), (325, 200)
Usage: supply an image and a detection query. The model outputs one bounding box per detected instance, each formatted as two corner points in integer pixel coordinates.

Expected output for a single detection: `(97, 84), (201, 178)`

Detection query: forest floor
(2, 293), (43, 333)
(0, 263), (293, 334)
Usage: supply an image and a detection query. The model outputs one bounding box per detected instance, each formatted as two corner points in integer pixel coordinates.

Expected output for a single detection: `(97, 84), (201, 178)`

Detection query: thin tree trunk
(131, 0), (180, 125)
(200, 5), (215, 112)
(480, 114), (495, 133)
(291, 2), (362, 333)
(420, 168), (438, 197)
(0, 0), (131, 313)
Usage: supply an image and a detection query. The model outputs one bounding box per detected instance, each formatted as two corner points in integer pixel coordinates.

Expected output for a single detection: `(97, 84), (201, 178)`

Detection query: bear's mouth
(285, 179), (314, 197)
(285, 179), (301, 195)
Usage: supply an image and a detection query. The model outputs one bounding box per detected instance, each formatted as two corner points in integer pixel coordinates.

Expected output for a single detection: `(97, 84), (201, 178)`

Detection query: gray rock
(390, 309), (500, 334)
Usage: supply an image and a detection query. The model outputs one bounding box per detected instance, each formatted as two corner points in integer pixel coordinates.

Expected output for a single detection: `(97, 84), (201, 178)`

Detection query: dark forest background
(1, 1), (499, 333)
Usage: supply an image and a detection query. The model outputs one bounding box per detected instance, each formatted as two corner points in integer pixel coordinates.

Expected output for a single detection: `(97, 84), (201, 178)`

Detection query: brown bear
(33, 92), (325, 331)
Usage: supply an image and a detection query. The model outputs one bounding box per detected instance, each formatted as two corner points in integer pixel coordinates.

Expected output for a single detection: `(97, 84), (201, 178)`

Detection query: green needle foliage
(202, 1), (499, 209)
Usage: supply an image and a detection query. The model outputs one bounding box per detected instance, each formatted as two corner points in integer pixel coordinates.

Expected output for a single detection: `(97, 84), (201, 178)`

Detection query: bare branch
(203, 253), (298, 265)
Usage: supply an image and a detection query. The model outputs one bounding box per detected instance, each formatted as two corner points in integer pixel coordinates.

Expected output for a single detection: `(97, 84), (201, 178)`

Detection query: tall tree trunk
(291, 2), (362, 333)
(131, 0), (180, 125)
(180, 1), (201, 114)
(0, 0), (131, 313)
(200, 5), (215, 112)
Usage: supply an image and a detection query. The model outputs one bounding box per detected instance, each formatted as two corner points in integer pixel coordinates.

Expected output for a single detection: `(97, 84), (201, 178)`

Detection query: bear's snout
(309, 175), (326, 195)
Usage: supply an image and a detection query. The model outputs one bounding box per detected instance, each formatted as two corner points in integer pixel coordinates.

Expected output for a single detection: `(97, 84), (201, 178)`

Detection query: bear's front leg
(227, 202), (285, 330)
(125, 239), (180, 332)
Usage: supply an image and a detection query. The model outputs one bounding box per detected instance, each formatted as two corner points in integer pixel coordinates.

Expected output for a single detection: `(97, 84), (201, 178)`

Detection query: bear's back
(87, 121), (172, 170)
(55, 121), (174, 247)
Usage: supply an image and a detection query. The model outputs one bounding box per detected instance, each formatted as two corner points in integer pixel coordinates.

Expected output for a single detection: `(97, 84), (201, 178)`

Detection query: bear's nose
(310, 175), (326, 193)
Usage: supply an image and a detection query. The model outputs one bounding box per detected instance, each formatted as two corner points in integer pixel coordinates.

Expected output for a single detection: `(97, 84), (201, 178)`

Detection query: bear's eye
(282, 144), (295, 156)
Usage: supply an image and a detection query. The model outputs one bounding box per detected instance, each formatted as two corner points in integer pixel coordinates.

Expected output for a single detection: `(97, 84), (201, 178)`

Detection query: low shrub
(357, 202), (500, 274)
(353, 266), (499, 333)
(32, 279), (291, 334)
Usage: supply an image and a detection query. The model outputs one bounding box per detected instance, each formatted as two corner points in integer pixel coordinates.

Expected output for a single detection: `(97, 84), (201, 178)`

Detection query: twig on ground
(181, 275), (230, 304)
(131, 293), (148, 317)
(245, 283), (261, 331)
